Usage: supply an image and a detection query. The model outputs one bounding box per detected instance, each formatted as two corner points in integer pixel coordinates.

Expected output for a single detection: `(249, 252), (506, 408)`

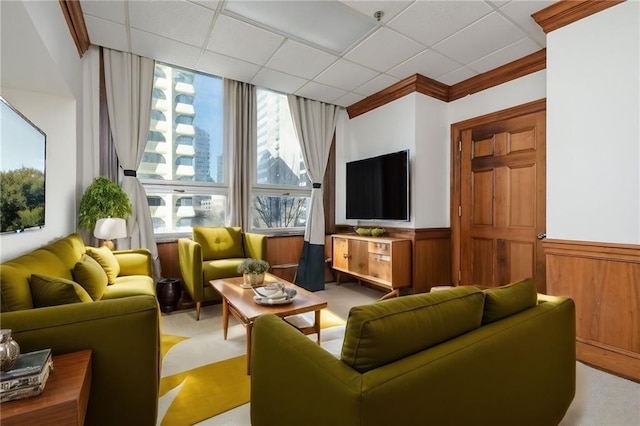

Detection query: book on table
(0, 348), (54, 402)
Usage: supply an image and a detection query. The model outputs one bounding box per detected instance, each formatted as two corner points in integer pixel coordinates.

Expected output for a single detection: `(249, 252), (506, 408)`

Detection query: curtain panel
(287, 95), (340, 291)
(225, 79), (256, 230)
(103, 48), (160, 279)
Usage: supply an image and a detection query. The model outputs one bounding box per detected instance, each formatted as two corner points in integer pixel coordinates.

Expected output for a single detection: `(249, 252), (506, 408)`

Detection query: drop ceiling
(80, 0), (552, 107)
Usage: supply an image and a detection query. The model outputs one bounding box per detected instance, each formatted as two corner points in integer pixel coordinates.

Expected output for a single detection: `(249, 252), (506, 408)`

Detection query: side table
(1, 350), (92, 426)
(156, 278), (182, 313)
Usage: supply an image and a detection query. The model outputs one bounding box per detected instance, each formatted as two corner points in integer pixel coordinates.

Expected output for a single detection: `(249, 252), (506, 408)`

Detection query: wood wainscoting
(543, 239), (640, 382)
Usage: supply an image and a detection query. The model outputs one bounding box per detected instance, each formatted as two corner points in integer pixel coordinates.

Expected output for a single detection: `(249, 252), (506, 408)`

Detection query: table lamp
(94, 218), (127, 250)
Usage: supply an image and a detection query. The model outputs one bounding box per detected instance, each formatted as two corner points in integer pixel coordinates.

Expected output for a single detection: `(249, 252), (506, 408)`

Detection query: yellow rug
(159, 309), (345, 425)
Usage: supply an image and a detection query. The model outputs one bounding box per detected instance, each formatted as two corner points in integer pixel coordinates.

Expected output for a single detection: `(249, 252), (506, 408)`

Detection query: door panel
(459, 109), (546, 291)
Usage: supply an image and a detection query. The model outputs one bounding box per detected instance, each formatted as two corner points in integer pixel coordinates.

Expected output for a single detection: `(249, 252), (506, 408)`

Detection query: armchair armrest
(243, 232), (267, 260)
(251, 314), (362, 426)
(178, 238), (203, 302)
(113, 248), (153, 277)
(0, 295), (160, 426)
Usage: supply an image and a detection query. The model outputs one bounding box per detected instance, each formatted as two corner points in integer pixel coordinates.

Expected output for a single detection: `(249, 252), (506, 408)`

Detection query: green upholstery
(179, 227), (267, 320)
(0, 233), (160, 426)
(86, 245), (121, 285)
(482, 277), (538, 324)
(251, 282), (576, 426)
(341, 286), (484, 373)
(30, 275), (93, 307)
(72, 254), (109, 300)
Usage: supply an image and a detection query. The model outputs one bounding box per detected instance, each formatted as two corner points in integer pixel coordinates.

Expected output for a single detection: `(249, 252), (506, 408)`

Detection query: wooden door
(333, 237), (349, 271)
(348, 239), (369, 276)
(457, 106), (546, 292)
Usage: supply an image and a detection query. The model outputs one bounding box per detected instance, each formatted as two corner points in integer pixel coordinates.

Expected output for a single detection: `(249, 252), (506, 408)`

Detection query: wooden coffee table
(210, 273), (327, 374)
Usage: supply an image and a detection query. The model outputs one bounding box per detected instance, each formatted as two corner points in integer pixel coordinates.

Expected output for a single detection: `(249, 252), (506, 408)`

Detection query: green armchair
(178, 226), (267, 320)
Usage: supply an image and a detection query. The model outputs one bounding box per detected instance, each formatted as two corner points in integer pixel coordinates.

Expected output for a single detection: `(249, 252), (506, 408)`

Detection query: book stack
(0, 349), (54, 403)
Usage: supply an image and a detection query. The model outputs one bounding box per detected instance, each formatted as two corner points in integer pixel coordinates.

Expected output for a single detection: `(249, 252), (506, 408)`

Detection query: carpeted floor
(159, 282), (640, 426)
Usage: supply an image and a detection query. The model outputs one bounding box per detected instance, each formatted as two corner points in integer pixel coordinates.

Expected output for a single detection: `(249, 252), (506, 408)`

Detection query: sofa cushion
(193, 227), (245, 261)
(30, 274), (93, 307)
(202, 259), (244, 285)
(72, 254), (108, 300)
(87, 246), (120, 285)
(482, 278), (538, 325)
(103, 275), (156, 299)
(341, 286), (485, 373)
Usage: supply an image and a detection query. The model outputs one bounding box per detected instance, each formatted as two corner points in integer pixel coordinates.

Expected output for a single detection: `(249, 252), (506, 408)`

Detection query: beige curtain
(225, 79), (256, 230)
(103, 48), (160, 279)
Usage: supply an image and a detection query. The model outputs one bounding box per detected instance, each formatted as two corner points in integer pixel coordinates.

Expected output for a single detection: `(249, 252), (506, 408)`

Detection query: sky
(0, 100), (46, 172)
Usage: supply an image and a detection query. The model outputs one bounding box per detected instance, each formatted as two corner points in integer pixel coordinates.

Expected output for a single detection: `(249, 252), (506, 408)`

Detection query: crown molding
(59, 0), (90, 57)
(532, 0), (625, 33)
(347, 49), (546, 118)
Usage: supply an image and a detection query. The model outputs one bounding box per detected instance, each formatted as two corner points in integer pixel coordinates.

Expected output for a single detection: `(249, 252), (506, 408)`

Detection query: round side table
(156, 278), (182, 313)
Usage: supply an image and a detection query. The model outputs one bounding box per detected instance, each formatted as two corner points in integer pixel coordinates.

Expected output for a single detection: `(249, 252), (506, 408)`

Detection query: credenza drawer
(369, 242), (390, 255)
(368, 253), (390, 282)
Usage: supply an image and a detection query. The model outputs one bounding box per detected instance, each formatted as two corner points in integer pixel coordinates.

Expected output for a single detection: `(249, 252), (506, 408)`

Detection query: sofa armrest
(251, 314), (362, 426)
(0, 295), (160, 426)
(243, 232), (267, 260)
(178, 238), (203, 301)
(113, 248), (153, 277)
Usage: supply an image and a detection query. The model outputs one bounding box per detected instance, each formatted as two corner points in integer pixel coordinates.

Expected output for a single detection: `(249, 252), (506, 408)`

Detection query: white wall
(547, 1), (640, 244)
(0, 1), (85, 261)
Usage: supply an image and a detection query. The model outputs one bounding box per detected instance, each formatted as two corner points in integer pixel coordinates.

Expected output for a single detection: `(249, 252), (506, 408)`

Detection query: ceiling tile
(499, 0), (553, 46)
(315, 59), (378, 92)
(197, 51), (261, 82)
(83, 15), (129, 52)
(188, 0), (220, 12)
(251, 68), (308, 94)
(80, 0), (126, 24)
(266, 40), (338, 79)
(340, 1), (413, 23)
(388, 1), (492, 46)
(295, 82), (347, 104)
(333, 92), (366, 108)
(432, 12), (528, 64)
(388, 49), (461, 80)
(223, 0), (376, 54)
(437, 67), (478, 86)
(467, 38), (541, 73)
(354, 74), (400, 97)
(130, 29), (202, 69)
(129, 0), (214, 48)
(207, 15), (284, 65)
(344, 27), (425, 72)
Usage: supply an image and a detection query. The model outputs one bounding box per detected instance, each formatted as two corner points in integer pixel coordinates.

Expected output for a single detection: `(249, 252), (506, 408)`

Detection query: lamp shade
(94, 218), (127, 240)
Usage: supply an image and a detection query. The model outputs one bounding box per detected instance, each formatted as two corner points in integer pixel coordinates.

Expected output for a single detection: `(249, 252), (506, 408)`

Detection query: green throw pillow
(30, 274), (93, 307)
(482, 278), (538, 325)
(72, 254), (108, 300)
(87, 245), (120, 285)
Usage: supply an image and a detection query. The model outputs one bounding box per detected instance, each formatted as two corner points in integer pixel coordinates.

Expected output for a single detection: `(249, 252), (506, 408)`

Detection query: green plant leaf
(78, 177), (132, 231)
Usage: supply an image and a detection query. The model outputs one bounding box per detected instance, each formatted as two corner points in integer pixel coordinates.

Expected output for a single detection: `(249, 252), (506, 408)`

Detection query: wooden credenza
(332, 234), (411, 298)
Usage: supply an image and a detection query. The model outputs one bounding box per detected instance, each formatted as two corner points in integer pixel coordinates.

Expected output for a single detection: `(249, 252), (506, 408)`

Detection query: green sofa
(0, 233), (160, 426)
(251, 280), (576, 426)
(178, 226), (267, 320)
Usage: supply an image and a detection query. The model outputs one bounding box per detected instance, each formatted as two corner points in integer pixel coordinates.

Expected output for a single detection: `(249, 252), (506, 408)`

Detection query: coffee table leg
(222, 298), (229, 340)
(246, 322), (252, 375)
(315, 310), (321, 344)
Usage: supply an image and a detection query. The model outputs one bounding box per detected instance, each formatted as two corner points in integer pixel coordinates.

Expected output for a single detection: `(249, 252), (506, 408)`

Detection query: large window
(251, 89), (310, 232)
(139, 63), (226, 235)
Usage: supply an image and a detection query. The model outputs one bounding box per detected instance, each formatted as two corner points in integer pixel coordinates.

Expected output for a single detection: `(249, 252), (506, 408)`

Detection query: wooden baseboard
(577, 340), (640, 383)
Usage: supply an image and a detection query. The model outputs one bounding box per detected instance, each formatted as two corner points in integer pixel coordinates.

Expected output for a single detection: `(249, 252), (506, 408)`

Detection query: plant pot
(243, 273), (265, 286)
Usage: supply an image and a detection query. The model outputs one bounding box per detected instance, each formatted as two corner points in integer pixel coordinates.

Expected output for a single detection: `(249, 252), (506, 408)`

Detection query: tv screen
(0, 96), (46, 233)
(346, 150), (409, 221)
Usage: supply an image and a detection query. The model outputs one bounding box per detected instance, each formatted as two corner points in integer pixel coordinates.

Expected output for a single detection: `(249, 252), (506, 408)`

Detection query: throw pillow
(87, 245), (120, 285)
(72, 254), (108, 300)
(30, 274), (92, 307)
(482, 278), (538, 325)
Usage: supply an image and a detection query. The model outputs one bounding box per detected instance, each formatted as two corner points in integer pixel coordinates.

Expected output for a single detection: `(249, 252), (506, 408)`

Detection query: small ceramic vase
(0, 329), (20, 372)
(243, 272), (265, 286)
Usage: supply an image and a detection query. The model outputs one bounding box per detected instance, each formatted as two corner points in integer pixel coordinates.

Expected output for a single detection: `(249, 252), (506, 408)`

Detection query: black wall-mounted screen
(0, 96), (46, 233)
(346, 149), (409, 221)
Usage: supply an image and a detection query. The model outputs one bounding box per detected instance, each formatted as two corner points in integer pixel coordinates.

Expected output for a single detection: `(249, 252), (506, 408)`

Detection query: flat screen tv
(346, 149), (409, 221)
(0, 96), (46, 233)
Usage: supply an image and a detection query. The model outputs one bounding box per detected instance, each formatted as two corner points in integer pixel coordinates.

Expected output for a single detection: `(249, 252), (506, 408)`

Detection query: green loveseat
(178, 226), (267, 320)
(251, 280), (576, 426)
(0, 233), (160, 426)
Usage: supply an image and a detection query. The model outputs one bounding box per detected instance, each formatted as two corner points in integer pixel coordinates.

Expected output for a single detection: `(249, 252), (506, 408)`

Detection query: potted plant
(237, 258), (270, 286)
(78, 177), (132, 232)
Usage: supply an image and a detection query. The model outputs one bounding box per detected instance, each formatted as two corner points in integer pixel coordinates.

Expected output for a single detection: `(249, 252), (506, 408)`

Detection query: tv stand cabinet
(331, 234), (412, 299)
